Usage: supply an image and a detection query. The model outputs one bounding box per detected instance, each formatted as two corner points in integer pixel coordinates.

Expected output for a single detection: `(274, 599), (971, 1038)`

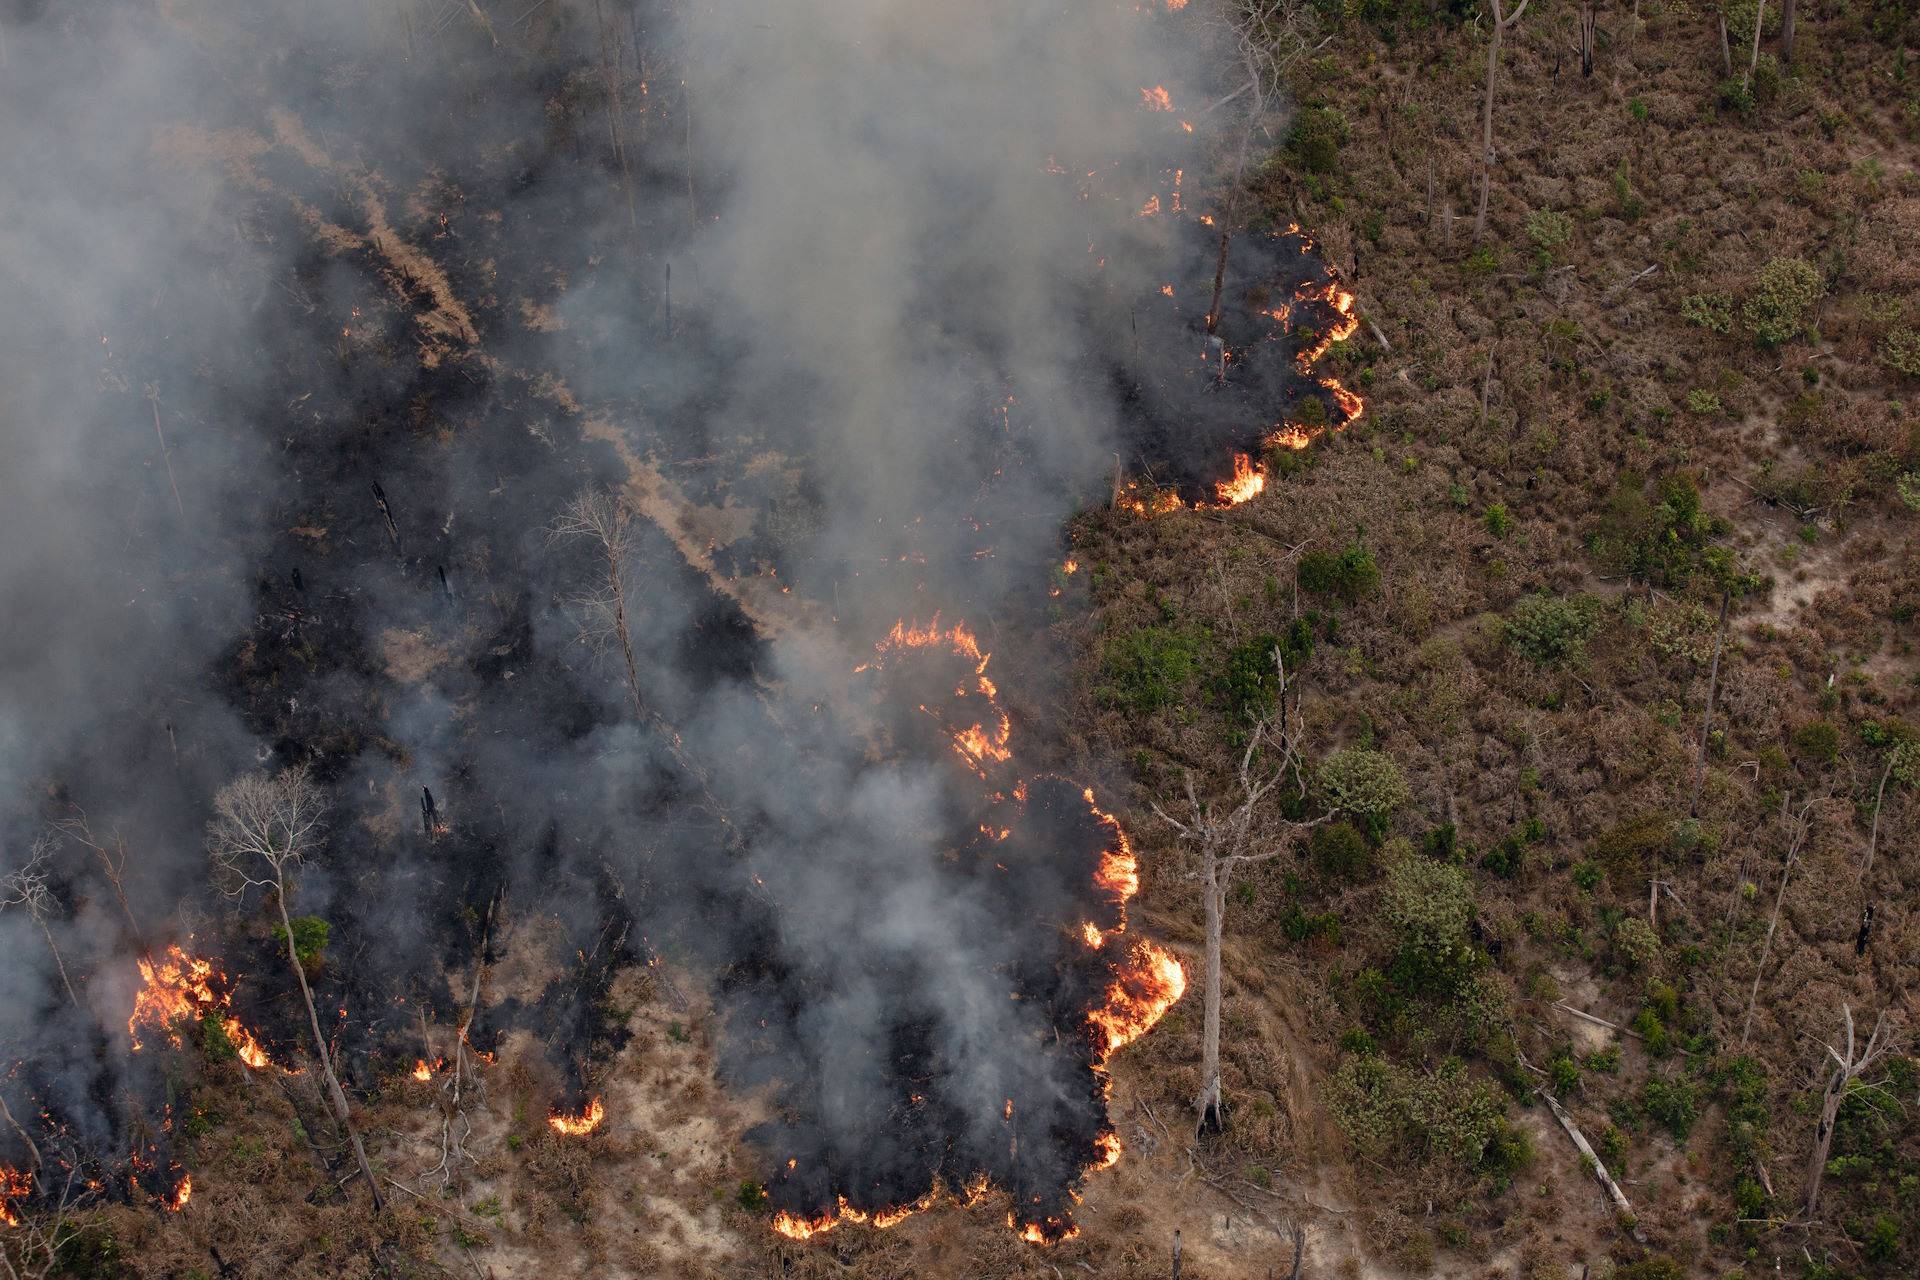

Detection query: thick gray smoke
(0, 0), (1223, 1235)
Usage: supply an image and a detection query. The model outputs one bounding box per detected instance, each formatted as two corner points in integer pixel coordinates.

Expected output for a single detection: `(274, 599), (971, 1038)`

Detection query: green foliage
(1524, 209), (1573, 253)
(1897, 471), (1920, 511)
(1286, 106), (1349, 174)
(1482, 503), (1512, 537)
(1310, 821), (1371, 881)
(1592, 472), (1749, 593)
(1793, 720), (1841, 763)
(53, 1219), (124, 1280)
(1743, 257), (1823, 346)
(200, 1013), (238, 1062)
(1100, 626), (1200, 713)
(1685, 388), (1723, 415)
(1212, 623), (1313, 725)
(272, 915), (331, 965)
(1611, 916), (1662, 970)
(1570, 860), (1602, 891)
(1318, 748), (1410, 820)
(1382, 852), (1474, 973)
(1297, 540), (1380, 604)
(1281, 907), (1343, 946)
(1328, 1055), (1508, 1169)
(736, 1180), (769, 1212)
(1640, 1076), (1700, 1139)
(1883, 327), (1920, 377)
(1681, 292), (1736, 333)
(1548, 1053), (1581, 1096)
(1504, 593), (1603, 667)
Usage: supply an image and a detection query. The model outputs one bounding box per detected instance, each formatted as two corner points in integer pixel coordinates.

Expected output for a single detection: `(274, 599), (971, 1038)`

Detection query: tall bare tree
(1746, 0), (1767, 86)
(1, 837), (77, 1008)
(1779, 0), (1796, 62)
(1804, 1005), (1896, 1219)
(1739, 793), (1816, 1048)
(1203, 0), (1328, 335)
(1154, 650), (1320, 1136)
(207, 766), (383, 1211)
(1473, 0), (1533, 243)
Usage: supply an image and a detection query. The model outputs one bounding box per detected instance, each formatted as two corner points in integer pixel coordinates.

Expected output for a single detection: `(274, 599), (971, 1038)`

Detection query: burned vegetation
(0, 0), (1371, 1274)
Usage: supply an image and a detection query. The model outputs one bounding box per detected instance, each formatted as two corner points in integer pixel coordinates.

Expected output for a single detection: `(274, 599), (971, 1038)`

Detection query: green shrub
(1286, 106), (1349, 174)
(272, 916), (331, 966)
(1592, 472), (1747, 592)
(1483, 503), (1512, 537)
(1318, 748), (1410, 820)
(1328, 1055), (1507, 1169)
(1613, 1259), (1685, 1280)
(1524, 209), (1573, 252)
(200, 1013), (238, 1062)
(1310, 821), (1372, 881)
(1897, 471), (1920, 511)
(1297, 540), (1379, 604)
(1743, 257), (1823, 346)
(1612, 916), (1662, 970)
(1681, 292), (1735, 333)
(1212, 624), (1312, 725)
(1504, 593), (1603, 666)
(1641, 1076), (1699, 1139)
(1684, 388), (1722, 415)
(1882, 326), (1920, 377)
(1382, 853), (1474, 971)
(1101, 626), (1200, 712)
(1793, 720), (1841, 763)
(736, 1180), (769, 1212)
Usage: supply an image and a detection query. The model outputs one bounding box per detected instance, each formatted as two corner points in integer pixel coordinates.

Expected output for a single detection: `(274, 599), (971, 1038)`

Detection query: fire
(1094, 1131), (1123, 1169)
(1081, 921), (1105, 948)
(1136, 194), (1160, 218)
(0, 1166), (29, 1228)
(1088, 940), (1187, 1058)
(411, 1058), (435, 1081)
(864, 616), (1012, 772)
(772, 1190), (938, 1241)
(1009, 1212), (1080, 1244)
(129, 944), (280, 1071)
(547, 1097), (605, 1135)
(167, 1175), (192, 1212)
(1139, 85), (1172, 111)
(1214, 452), (1265, 506)
(1166, 0), (1189, 9)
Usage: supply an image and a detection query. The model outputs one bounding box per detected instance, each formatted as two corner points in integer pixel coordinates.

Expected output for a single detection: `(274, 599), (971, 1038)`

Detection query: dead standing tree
(1154, 650), (1321, 1137)
(1473, 0), (1532, 243)
(1739, 793), (1817, 1048)
(0, 837), (78, 1008)
(1803, 1004), (1896, 1220)
(1202, 0), (1328, 338)
(207, 766), (383, 1211)
(549, 489), (744, 850)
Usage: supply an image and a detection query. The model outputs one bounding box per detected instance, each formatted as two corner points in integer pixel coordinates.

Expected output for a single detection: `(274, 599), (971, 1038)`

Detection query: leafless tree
(1779, 0), (1796, 62)
(1740, 793), (1816, 1048)
(1745, 0), (1766, 87)
(1804, 1005), (1897, 1219)
(1578, 3), (1597, 76)
(207, 766), (383, 1211)
(1154, 649), (1321, 1136)
(0, 1161), (91, 1280)
(1473, 0), (1533, 243)
(1, 837), (77, 1007)
(1688, 588), (1732, 818)
(550, 489), (742, 848)
(51, 808), (142, 944)
(1202, 0), (1330, 335)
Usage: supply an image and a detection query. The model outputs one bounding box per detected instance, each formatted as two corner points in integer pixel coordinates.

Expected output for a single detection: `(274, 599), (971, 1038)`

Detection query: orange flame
(1093, 1131), (1123, 1169)
(1139, 85), (1172, 111)
(0, 1166), (29, 1228)
(1088, 941), (1187, 1058)
(129, 944), (281, 1071)
(412, 1059), (434, 1082)
(166, 1175), (192, 1212)
(1214, 452), (1265, 506)
(548, 1097), (605, 1136)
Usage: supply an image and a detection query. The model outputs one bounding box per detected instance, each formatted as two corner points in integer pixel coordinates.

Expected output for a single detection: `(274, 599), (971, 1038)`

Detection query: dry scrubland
(24, 2), (1920, 1279)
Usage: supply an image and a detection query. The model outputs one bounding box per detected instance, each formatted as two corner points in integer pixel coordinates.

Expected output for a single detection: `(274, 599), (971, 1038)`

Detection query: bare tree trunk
(1473, 8), (1503, 242)
(1690, 589), (1731, 818)
(1860, 755), (1894, 879)
(1805, 1007), (1890, 1219)
(274, 884), (383, 1211)
(1779, 0), (1796, 61)
(35, 920), (77, 1008)
(1579, 4), (1596, 76)
(605, 546), (646, 727)
(1740, 797), (1809, 1048)
(1746, 0), (1766, 85)
(592, 0), (637, 231)
(1719, 14), (1732, 74)
(1197, 861), (1226, 1137)
(1171, 1229), (1182, 1280)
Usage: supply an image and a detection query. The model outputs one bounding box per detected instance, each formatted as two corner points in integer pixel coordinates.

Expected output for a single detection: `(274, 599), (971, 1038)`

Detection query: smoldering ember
(10, 0), (1913, 1278)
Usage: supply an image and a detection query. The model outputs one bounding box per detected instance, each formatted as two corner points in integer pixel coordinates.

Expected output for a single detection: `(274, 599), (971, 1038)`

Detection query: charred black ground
(0, 0), (1347, 1241)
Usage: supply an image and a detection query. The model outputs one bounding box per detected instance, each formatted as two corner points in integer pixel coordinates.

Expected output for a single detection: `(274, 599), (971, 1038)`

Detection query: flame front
(547, 1096), (605, 1136)
(0, 1166), (29, 1228)
(129, 944), (280, 1071)
(1214, 452), (1265, 506)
